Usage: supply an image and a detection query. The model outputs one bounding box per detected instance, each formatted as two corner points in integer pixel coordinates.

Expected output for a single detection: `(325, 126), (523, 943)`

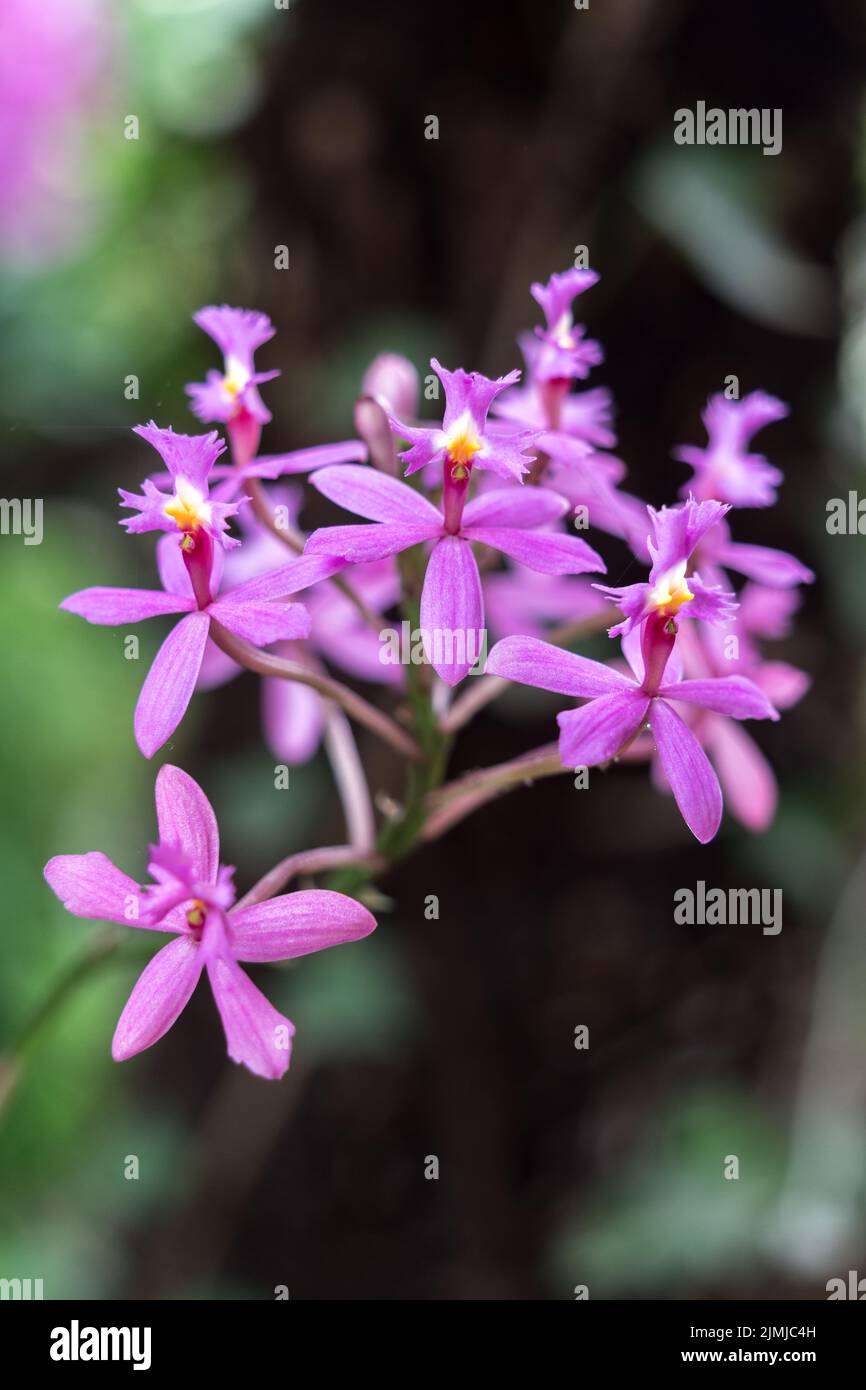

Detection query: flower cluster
(45, 275), (812, 1076)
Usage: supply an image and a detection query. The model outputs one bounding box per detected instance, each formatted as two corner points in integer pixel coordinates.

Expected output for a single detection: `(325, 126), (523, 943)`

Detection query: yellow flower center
(164, 478), (212, 534)
(221, 355), (249, 401)
(444, 412), (482, 467)
(648, 562), (694, 617)
(186, 899), (207, 929)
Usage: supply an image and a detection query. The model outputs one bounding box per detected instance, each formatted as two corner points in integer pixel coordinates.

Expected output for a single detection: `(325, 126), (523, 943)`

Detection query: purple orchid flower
(674, 390), (789, 507)
(489, 302), (648, 554)
(304, 464), (605, 685)
(118, 423), (244, 552)
(60, 532), (339, 759)
(486, 616), (779, 843)
(529, 267), (604, 384)
(388, 359), (539, 483)
(44, 765), (376, 1079)
(598, 496), (737, 637)
(186, 305), (281, 428)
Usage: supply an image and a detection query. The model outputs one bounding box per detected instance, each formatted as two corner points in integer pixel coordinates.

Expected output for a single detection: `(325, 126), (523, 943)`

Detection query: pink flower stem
(209, 620), (423, 762)
(322, 706), (376, 850)
(422, 742), (564, 841)
(236, 845), (385, 911)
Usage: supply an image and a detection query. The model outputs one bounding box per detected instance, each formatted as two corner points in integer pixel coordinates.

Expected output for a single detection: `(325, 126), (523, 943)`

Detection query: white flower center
(647, 560), (694, 616)
(164, 477), (213, 533)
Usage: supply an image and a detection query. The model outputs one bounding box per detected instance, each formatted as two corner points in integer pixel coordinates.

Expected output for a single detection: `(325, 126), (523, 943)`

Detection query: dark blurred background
(2, 0), (865, 1300)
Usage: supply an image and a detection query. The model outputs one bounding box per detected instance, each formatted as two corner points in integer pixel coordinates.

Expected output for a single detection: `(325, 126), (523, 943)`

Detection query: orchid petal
(706, 716), (778, 832)
(658, 676), (779, 721)
(206, 955), (294, 1080)
(463, 525), (605, 576)
(230, 889), (376, 962)
(649, 698), (723, 843)
(419, 536), (484, 685)
(60, 587), (194, 624)
(207, 599), (311, 646)
(717, 541), (814, 588)
(262, 669), (325, 764)
(155, 764), (220, 884)
(44, 852), (152, 927)
(462, 486), (568, 530)
(251, 439), (368, 477)
(311, 464), (442, 525)
(556, 689), (649, 765)
(306, 520), (437, 563)
(223, 553), (344, 605)
(486, 635), (635, 697)
(112, 934), (203, 1060)
(134, 611), (211, 758)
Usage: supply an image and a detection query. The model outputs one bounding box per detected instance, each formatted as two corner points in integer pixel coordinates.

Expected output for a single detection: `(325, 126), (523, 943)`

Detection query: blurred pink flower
(0, 0), (114, 266)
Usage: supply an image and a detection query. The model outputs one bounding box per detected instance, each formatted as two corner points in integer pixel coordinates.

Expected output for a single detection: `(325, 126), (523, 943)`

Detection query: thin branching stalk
(209, 621), (423, 762)
(322, 706), (376, 850)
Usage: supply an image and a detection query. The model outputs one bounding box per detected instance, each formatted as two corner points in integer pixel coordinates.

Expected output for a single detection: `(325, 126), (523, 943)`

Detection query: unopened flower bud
(354, 395), (398, 474)
(361, 353), (419, 419)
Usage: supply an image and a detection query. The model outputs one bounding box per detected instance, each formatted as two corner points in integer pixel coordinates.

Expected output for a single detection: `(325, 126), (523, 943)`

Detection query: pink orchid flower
(61, 534), (339, 759)
(304, 464), (605, 685)
(674, 390), (789, 508)
(529, 267), (604, 384)
(486, 617), (778, 843)
(186, 305), (281, 427)
(44, 766), (376, 1079)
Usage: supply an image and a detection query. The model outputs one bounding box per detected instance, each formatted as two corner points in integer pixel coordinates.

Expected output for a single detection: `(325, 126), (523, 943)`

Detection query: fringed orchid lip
(551, 311), (577, 350)
(597, 496), (737, 639)
(442, 412), (483, 468)
(221, 355), (250, 402)
(120, 423), (244, 552)
(387, 358), (538, 484)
